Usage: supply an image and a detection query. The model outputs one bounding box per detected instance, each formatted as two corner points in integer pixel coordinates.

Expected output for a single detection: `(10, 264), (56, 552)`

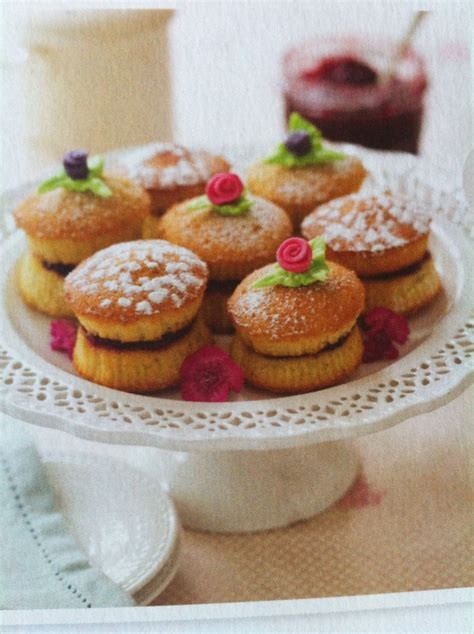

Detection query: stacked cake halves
(64, 240), (211, 392)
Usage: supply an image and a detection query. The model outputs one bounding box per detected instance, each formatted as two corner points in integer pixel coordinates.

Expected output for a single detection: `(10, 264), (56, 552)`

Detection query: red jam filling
(82, 321), (194, 352)
(206, 279), (240, 293)
(42, 260), (75, 277)
(361, 252), (430, 281)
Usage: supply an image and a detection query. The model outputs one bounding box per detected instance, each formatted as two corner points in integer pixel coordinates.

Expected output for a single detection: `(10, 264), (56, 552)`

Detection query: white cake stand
(1, 147), (473, 533)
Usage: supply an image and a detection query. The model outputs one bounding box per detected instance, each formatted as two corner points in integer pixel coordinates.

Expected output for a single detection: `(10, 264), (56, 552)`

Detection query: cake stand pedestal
(144, 440), (358, 533)
(2, 146), (472, 535)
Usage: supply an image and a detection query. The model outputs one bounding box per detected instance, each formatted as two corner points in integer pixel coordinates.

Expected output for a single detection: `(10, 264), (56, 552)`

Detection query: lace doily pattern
(0, 315), (472, 449)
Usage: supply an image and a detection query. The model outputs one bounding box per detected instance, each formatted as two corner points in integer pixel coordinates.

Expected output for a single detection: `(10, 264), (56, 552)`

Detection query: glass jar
(282, 36), (428, 154)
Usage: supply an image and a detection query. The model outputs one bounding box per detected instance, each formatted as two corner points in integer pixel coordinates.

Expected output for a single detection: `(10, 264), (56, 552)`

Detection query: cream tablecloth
(153, 385), (473, 605)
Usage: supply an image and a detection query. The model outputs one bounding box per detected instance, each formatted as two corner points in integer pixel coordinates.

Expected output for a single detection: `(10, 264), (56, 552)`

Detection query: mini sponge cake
(157, 195), (293, 333)
(118, 142), (229, 230)
(228, 262), (365, 394)
(14, 175), (150, 317)
(301, 193), (441, 314)
(64, 240), (211, 392)
(247, 155), (366, 229)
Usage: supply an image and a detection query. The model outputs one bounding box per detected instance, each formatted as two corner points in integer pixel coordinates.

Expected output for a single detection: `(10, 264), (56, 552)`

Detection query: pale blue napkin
(0, 416), (135, 609)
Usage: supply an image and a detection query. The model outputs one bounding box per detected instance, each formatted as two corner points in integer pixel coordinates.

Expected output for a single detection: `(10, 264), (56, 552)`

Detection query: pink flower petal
(385, 312), (410, 344)
(181, 378), (230, 402)
(337, 473), (386, 509)
(363, 306), (393, 331)
(50, 319), (77, 359)
(180, 345), (244, 402)
(383, 340), (399, 360)
(362, 329), (393, 362)
(362, 307), (410, 362)
(181, 346), (229, 379)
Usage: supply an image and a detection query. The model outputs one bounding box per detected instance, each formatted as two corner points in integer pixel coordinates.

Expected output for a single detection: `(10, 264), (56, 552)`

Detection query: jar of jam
(282, 37), (428, 154)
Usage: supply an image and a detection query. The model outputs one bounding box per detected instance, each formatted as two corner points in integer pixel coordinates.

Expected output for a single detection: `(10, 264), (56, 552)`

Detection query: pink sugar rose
(276, 237), (313, 273)
(50, 319), (78, 359)
(205, 173), (244, 206)
(180, 345), (244, 402)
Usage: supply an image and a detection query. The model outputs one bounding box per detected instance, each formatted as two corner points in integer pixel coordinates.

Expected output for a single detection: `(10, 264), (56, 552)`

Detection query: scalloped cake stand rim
(4, 369), (472, 454)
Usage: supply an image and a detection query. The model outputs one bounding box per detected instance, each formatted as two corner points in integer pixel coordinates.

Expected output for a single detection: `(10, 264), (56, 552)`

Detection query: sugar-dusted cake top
(228, 261), (364, 343)
(14, 175), (150, 240)
(301, 193), (431, 253)
(158, 195), (293, 280)
(120, 142), (229, 191)
(65, 240), (208, 321)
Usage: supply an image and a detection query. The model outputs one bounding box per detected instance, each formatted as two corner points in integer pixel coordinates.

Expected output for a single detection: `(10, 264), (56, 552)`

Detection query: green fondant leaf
(37, 155), (112, 198)
(310, 235), (326, 260)
(87, 155), (105, 175)
(264, 113), (346, 168)
(311, 147), (346, 162)
(213, 197), (253, 216)
(37, 173), (68, 194)
(186, 195), (211, 210)
(288, 111), (322, 143)
(186, 192), (253, 216)
(87, 177), (112, 197)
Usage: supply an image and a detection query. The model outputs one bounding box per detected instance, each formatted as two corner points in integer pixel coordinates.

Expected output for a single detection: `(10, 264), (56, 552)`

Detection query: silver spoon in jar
(383, 11), (428, 82)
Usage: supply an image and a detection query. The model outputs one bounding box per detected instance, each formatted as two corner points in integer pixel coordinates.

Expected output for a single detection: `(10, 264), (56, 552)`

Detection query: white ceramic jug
(1, 8), (174, 182)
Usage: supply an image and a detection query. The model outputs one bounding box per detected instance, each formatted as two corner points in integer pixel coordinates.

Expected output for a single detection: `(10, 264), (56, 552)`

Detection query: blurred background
(1, 2), (471, 189)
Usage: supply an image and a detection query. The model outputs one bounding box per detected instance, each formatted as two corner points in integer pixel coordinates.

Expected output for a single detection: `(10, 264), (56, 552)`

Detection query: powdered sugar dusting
(66, 240), (207, 319)
(120, 143), (216, 190)
(271, 155), (359, 203)
(171, 293), (184, 307)
(233, 289), (311, 339)
(164, 196), (292, 259)
(166, 262), (188, 274)
(136, 300), (153, 315)
(16, 175), (149, 241)
(148, 289), (169, 304)
(302, 193), (431, 252)
(104, 280), (119, 291)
